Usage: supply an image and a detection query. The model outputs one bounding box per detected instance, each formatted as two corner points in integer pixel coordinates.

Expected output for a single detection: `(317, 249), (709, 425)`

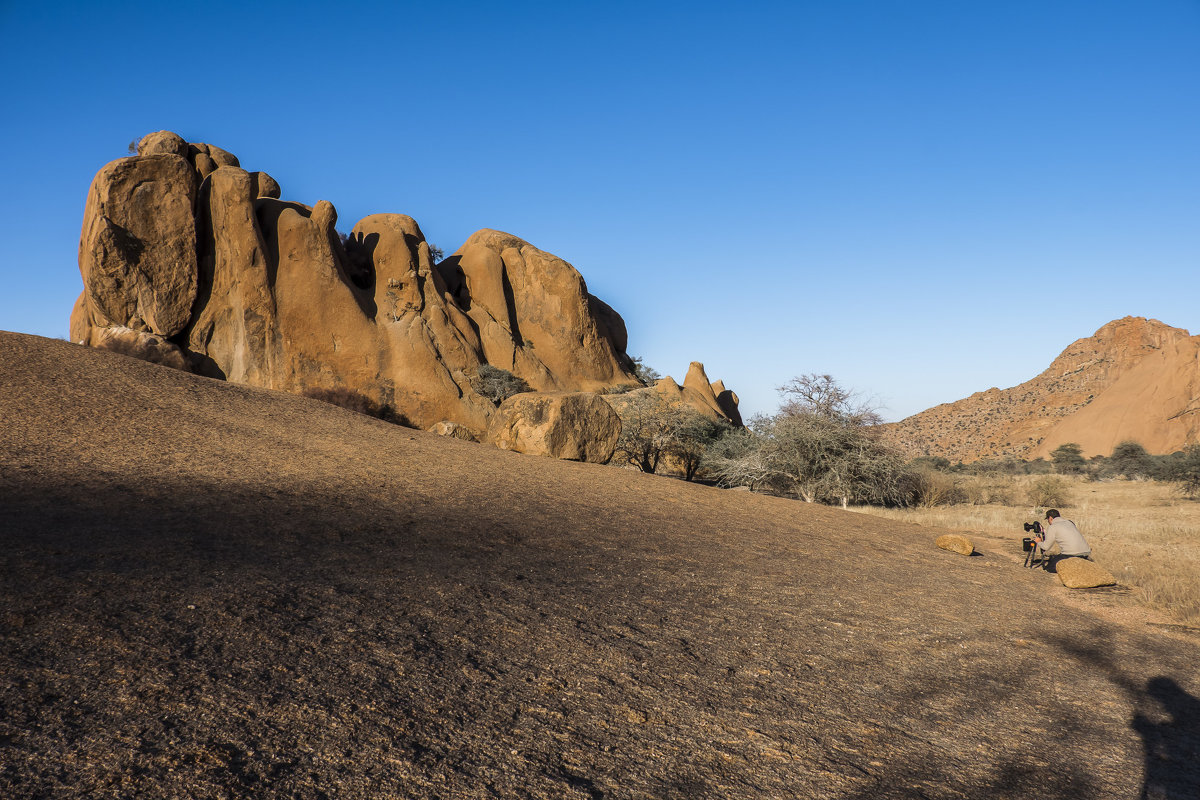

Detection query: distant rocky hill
(70, 130), (739, 437)
(888, 316), (1200, 461)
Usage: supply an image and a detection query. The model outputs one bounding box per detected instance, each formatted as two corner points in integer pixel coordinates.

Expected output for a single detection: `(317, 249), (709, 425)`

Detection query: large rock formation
(436, 230), (633, 393)
(889, 317), (1200, 461)
(69, 130), (730, 437)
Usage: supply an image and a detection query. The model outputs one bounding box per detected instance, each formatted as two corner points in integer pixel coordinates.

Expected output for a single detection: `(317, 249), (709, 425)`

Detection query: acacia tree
(1050, 442), (1086, 474)
(710, 374), (904, 507)
(1110, 440), (1152, 479)
(610, 392), (728, 479)
(1161, 444), (1200, 498)
(708, 425), (775, 491)
(666, 410), (729, 481)
(611, 392), (676, 473)
(777, 373), (881, 425)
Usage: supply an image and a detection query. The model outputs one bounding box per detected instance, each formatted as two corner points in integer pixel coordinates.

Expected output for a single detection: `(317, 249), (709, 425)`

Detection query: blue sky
(2, 1), (1197, 421)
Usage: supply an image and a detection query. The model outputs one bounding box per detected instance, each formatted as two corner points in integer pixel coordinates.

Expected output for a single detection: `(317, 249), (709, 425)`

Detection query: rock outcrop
(437, 230), (633, 393)
(600, 363), (742, 462)
(600, 362), (742, 428)
(888, 317), (1200, 461)
(70, 130), (714, 438)
(487, 392), (621, 462)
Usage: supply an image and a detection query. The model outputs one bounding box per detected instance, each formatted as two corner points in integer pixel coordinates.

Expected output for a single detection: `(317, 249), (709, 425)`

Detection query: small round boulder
(936, 534), (975, 556)
(137, 130), (189, 157)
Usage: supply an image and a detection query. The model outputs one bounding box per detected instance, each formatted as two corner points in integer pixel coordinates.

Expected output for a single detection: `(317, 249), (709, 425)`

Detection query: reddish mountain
(888, 317), (1200, 461)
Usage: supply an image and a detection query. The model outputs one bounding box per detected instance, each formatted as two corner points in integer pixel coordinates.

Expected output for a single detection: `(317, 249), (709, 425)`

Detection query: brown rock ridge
(69, 130), (738, 435)
(603, 361), (743, 425)
(888, 317), (1200, 461)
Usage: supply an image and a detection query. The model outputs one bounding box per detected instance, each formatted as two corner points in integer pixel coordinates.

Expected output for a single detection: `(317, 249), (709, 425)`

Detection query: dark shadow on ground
(3, 468), (1198, 799)
(1041, 631), (1200, 800)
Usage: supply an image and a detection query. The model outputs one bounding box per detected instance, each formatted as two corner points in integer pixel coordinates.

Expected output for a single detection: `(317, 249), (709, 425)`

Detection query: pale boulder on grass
(936, 534), (975, 556)
(1057, 558), (1117, 589)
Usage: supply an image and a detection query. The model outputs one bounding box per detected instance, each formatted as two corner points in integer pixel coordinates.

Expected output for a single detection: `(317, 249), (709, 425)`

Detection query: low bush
(473, 365), (532, 405)
(630, 356), (661, 387)
(1027, 475), (1071, 507)
(910, 468), (964, 507)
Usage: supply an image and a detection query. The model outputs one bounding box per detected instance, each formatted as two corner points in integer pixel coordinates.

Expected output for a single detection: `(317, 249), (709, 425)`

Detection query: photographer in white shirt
(1032, 509), (1091, 571)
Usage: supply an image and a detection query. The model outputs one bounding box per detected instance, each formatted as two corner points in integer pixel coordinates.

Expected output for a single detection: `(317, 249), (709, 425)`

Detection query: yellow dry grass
(852, 476), (1200, 626)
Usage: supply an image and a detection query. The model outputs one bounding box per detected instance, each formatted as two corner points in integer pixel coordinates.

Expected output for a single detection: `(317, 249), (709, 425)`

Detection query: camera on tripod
(1022, 521), (1044, 566)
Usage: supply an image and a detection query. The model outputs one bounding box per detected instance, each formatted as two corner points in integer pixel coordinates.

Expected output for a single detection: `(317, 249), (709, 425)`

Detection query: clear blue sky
(2, 1), (1197, 421)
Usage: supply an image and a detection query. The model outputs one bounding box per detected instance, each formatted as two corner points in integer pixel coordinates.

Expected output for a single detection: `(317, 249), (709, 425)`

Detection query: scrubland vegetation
(850, 475), (1200, 627)
(622, 371), (1200, 627)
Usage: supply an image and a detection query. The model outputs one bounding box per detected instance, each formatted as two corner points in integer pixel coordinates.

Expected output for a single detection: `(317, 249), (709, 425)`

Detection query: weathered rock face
(487, 392), (621, 462)
(72, 131), (687, 440)
(628, 362), (743, 426)
(78, 154), (198, 337)
(888, 317), (1200, 460)
(436, 230), (634, 392)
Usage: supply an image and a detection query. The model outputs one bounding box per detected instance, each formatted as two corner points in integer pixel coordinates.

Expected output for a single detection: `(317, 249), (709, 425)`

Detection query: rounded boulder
(936, 534), (975, 556)
(487, 392), (621, 463)
(1056, 558), (1117, 589)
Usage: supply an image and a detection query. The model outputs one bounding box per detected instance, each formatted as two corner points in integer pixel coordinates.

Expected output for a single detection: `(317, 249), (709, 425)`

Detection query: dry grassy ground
(2, 332), (1199, 799)
(850, 476), (1200, 627)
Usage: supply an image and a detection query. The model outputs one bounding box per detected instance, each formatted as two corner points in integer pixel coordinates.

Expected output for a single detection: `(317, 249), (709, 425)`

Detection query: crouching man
(1033, 509), (1091, 571)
